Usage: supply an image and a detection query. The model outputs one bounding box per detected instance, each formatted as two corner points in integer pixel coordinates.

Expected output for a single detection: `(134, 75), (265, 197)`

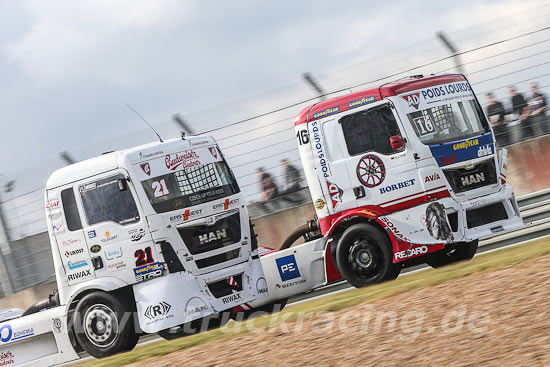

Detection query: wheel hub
(84, 305), (118, 348)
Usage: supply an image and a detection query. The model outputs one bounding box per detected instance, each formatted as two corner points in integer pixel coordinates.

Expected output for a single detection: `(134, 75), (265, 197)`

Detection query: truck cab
(294, 74), (523, 285)
(40, 135), (265, 357)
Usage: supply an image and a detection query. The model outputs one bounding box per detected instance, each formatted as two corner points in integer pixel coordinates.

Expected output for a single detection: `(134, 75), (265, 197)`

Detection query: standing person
(508, 86), (531, 142)
(256, 167), (279, 202)
(485, 92), (508, 147)
(279, 159), (302, 204)
(528, 82), (548, 136)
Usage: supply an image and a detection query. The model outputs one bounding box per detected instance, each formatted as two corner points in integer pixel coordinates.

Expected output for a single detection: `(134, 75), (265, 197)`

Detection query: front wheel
(336, 223), (393, 288)
(72, 291), (137, 358)
(426, 240), (479, 268)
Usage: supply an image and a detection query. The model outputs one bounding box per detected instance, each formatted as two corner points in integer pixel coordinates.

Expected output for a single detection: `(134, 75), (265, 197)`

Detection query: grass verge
(75, 237), (550, 367)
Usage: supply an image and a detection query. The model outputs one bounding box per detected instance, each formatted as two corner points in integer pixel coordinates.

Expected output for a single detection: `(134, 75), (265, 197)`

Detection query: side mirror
(390, 135), (405, 151)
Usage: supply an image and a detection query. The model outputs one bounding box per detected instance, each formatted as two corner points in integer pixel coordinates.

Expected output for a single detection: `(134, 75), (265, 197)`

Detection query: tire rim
(347, 238), (383, 280)
(83, 304), (119, 348)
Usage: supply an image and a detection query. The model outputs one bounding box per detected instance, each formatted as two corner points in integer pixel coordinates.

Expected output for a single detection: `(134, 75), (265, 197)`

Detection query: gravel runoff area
(127, 255), (550, 367)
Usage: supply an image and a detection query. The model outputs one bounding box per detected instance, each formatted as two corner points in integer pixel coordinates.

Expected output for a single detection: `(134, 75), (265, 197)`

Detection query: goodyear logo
(133, 262), (162, 276)
(348, 95), (375, 109)
(313, 107), (339, 119)
(453, 138), (479, 151)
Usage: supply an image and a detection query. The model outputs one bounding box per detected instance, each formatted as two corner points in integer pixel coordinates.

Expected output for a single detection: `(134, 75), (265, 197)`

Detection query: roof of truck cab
(294, 74), (467, 126)
(46, 135), (216, 189)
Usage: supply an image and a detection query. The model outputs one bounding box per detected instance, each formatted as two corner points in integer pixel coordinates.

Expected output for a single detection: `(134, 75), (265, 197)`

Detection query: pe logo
(276, 254), (301, 281)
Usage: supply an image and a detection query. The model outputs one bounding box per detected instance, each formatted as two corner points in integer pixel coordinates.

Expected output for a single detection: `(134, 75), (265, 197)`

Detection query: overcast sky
(0, 0), (549, 238)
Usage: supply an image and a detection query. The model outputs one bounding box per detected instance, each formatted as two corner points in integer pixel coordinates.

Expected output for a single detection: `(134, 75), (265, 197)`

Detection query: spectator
(256, 167), (279, 202)
(486, 92), (508, 147)
(528, 82), (548, 136)
(508, 86), (531, 141)
(279, 159), (303, 204)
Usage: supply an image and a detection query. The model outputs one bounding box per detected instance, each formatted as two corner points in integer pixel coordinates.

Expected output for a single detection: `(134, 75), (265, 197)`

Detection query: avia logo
(221, 293), (242, 304)
(198, 229), (228, 245)
(425, 173), (441, 182)
(144, 301), (172, 320)
(165, 151), (199, 170)
(326, 181), (343, 208)
(461, 172), (485, 187)
(209, 147), (218, 158)
(401, 93), (421, 109)
(64, 248), (84, 257)
(140, 163), (151, 176)
(67, 269), (92, 281)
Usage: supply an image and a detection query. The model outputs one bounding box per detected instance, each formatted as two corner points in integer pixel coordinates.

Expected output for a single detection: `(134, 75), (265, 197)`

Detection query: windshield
(141, 160), (239, 213)
(406, 99), (489, 145)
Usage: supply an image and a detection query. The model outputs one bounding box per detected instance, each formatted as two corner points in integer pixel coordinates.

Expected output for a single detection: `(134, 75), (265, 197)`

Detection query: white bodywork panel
(0, 306), (79, 367)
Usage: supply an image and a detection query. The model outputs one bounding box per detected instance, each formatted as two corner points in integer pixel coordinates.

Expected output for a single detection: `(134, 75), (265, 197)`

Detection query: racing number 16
(135, 246), (154, 266)
(296, 130), (309, 145)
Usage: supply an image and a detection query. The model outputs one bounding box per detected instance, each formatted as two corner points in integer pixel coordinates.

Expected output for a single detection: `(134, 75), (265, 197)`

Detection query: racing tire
(231, 298), (288, 321)
(157, 312), (231, 340)
(426, 240), (479, 268)
(336, 223), (393, 288)
(72, 291), (137, 359)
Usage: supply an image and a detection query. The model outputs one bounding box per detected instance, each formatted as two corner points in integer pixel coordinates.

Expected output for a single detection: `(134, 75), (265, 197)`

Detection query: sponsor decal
(88, 230), (96, 239)
(101, 232), (118, 243)
(52, 225), (64, 234)
(198, 229), (228, 245)
(401, 93), (420, 109)
(275, 279), (307, 289)
(425, 173), (441, 183)
(0, 325), (34, 344)
(144, 301), (172, 320)
(105, 247), (122, 260)
(64, 248), (84, 257)
(52, 318), (62, 333)
(430, 132), (494, 167)
(61, 239), (79, 247)
(140, 162), (151, 176)
(173, 199), (184, 209)
(212, 198), (239, 211)
(221, 292), (242, 304)
(165, 151), (200, 171)
(314, 198), (325, 210)
(48, 212), (62, 221)
(425, 202), (453, 242)
(0, 351), (14, 365)
(107, 260), (126, 270)
(209, 147), (218, 158)
(477, 144), (493, 157)
(67, 269), (92, 282)
(67, 260), (88, 270)
(356, 154), (386, 188)
(379, 179), (416, 194)
(420, 82), (471, 100)
(169, 209), (203, 223)
(460, 172), (485, 187)
(470, 198), (488, 207)
(79, 183), (97, 193)
(394, 245), (428, 260)
(313, 106), (339, 119)
(380, 217), (411, 242)
(311, 121), (331, 177)
(90, 245), (101, 253)
(348, 95), (375, 109)
(129, 228), (146, 242)
(139, 150), (163, 160)
(45, 200), (60, 210)
(326, 181), (343, 208)
(134, 262), (162, 283)
(276, 254), (301, 282)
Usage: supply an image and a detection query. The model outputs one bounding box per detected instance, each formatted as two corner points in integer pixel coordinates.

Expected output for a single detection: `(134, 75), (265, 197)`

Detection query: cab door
(76, 171), (159, 285)
(339, 102), (419, 212)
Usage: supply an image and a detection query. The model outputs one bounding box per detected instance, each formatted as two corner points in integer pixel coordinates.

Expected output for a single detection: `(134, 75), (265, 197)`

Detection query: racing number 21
(135, 247), (154, 266)
(152, 179), (170, 198)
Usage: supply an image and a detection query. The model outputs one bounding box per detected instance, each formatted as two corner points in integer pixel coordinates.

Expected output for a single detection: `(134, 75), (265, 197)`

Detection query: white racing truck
(0, 74), (524, 366)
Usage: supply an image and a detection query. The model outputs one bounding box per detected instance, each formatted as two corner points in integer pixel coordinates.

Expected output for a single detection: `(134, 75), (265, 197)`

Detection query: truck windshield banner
(429, 132), (494, 167)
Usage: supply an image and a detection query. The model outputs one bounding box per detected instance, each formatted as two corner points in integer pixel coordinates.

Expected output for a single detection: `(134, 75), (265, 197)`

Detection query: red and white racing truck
(0, 74), (523, 366)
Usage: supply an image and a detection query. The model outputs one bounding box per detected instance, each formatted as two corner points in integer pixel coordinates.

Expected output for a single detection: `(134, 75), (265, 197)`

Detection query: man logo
(198, 229), (228, 245)
(401, 93), (420, 109)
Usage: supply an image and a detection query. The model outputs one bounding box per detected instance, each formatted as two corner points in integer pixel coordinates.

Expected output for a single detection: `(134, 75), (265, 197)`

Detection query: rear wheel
(426, 240), (478, 268)
(72, 291), (137, 358)
(336, 223), (393, 288)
